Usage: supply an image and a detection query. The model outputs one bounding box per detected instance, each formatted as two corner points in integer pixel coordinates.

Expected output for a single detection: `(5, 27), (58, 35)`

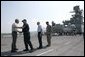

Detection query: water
(1, 31), (37, 38)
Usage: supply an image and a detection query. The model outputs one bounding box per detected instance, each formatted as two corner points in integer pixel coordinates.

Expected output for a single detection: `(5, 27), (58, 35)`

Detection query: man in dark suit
(22, 19), (34, 52)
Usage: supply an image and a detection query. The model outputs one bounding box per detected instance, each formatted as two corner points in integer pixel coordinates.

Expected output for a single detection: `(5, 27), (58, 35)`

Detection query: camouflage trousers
(47, 34), (51, 46)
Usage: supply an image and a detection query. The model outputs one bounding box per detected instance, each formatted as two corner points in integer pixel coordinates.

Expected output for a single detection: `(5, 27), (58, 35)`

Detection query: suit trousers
(11, 31), (17, 51)
(23, 32), (33, 50)
(38, 32), (42, 47)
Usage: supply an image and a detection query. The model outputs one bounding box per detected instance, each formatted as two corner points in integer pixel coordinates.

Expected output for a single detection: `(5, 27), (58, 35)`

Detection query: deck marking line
(36, 49), (54, 56)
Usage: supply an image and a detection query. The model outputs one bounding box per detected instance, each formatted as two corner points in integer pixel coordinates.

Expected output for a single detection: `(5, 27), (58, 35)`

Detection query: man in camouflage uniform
(46, 21), (52, 47)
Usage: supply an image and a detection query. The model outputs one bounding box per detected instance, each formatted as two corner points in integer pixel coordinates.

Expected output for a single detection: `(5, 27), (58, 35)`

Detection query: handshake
(19, 31), (22, 33)
(16, 27), (23, 33)
(17, 29), (23, 33)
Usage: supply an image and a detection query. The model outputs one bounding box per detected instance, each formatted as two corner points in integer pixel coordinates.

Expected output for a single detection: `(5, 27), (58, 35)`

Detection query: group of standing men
(37, 21), (51, 49)
(11, 19), (52, 53)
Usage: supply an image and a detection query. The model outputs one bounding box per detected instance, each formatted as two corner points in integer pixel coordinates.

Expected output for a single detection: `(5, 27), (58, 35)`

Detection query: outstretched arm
(14, 27), (22, 28)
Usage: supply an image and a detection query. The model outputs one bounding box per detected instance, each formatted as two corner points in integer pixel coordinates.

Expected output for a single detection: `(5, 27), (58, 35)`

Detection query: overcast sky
(1, 1), (84, 33)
